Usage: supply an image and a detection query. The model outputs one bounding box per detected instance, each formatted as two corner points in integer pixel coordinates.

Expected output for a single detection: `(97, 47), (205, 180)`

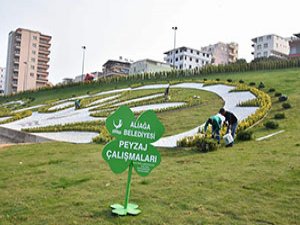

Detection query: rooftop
(102, 59), (131, 67)
(164, 46), (210, 55)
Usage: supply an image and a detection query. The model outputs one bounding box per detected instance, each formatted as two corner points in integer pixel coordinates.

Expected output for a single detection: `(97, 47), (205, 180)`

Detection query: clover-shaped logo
(102, 105), (164, 215)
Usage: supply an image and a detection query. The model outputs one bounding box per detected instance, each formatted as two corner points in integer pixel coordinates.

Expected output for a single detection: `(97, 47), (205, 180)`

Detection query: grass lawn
(0, 68), (299, 224)
(159, 88), (223, 136)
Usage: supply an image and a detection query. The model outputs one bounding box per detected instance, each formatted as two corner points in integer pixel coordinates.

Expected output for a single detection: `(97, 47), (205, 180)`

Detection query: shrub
(249, 82), (256, 86)
(239, 80), (244, 83)
(203, 78), (207, 81)
(278, 95), (288, 102)
(92, 127), (113, 144)
(216, 78), (220, 81)
(274, 92), (282, 97)
(237, 130), (253, 141)
(227, 79), (232, 82)
(195, 138), (218, 153)
(274, 113), (285, 119)
(282, 102), (292, 109)
(268, 88), (275, 92)
(264, 120), (279, 129)
(258, 82), (265, 89)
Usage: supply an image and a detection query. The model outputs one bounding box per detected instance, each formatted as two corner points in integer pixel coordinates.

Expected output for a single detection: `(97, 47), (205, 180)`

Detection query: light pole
(172, 26), (177, 69)
(81, 46), (86, 82)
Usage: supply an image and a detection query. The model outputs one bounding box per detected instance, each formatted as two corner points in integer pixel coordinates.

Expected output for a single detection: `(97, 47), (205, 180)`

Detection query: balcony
(15, 36), (21, 42)
(37, 70), (49, 76)
(12, 82), (18, 87)
(39, 41), (51, 48)
(15, 44), (21, 49)
(40, 35), (51, 41)
(36, 77), (48, 83)
(39, 48), (50, 54)
(37, 63), (49, 70)
(38, 55), (50, 63)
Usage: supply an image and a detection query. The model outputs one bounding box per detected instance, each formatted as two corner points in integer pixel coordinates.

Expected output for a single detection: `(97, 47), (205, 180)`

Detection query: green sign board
(102, 105), (164, 215)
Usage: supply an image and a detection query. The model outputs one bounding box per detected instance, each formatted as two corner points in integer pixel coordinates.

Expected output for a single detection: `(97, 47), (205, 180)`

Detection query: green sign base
(111, 203), (141, 216)
(110, 162), (141, 216)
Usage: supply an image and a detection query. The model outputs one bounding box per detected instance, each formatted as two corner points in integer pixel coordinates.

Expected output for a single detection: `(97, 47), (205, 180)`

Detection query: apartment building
(5, 28), (51, 95)
(102, 59), (131, 77)
(201, 42), (238, 65)
(0, 67), (5, 94)
(251, 34), (289, 59)
(129, 59), (172, 75)
(289, 33), (300, 58)
(164, 46), (211, 70)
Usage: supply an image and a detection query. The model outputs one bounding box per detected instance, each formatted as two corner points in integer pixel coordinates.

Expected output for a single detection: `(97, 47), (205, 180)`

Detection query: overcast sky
(0, 0), (299, 84)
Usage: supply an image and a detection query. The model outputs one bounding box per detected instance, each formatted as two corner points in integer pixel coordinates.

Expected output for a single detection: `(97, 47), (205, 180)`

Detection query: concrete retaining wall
(0, 126), (53, 143)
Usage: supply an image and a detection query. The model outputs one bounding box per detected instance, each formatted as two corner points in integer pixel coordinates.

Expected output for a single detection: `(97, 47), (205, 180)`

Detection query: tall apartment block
(0, 67), (5, 94)
(5, 28), (51, 95)
(251, 34), (289, 59)
(164, 46), (212, 70)
(201, 42), (238, 65)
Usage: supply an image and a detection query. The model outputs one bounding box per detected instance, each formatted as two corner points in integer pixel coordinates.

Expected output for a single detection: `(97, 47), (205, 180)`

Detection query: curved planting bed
(0, 81), (271, 147)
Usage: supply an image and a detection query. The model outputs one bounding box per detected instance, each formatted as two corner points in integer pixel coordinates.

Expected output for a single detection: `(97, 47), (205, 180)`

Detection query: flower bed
(0, 110), (32, 125)
(22, 120), (104, 133)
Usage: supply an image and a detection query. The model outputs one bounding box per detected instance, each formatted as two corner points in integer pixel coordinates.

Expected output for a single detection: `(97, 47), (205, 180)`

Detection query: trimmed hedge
(282, 102), (292, 109)
(237, 130), (253, 141)
(264, 120), (279, 129)
(274, 113), (285, 119)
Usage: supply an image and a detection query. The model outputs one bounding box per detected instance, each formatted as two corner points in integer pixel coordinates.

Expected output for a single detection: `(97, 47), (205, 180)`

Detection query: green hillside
(0, 68), (299, 225)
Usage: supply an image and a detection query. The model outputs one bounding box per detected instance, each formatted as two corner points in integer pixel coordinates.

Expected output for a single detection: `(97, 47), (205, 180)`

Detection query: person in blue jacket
(203, 114), (222, 144)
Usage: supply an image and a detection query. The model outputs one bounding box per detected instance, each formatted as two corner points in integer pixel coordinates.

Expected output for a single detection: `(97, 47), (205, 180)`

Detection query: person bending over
(203, 114), (222, 144)
(219, 108), (238, 145)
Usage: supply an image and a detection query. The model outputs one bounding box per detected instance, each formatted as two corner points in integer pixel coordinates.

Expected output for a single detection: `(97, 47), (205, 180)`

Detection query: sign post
(102, 105), (164, 216)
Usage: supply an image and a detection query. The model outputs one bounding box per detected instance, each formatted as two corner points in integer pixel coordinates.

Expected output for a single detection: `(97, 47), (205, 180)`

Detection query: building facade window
(31, 58), (35, 62)
(267, 35), (271, 40)
(33, 36), (37, 40)
(263, 51), (268, 57)
(32, 50), (36, 55)
(257, 44), (262, 50)
(190, 57), (192, 61)
(263, 43), (268, 48)
(32, 43), (37, 48)
(259, 37), (263, 42)
(30, 72), (35, 77)
(30, 65), (35, 70)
